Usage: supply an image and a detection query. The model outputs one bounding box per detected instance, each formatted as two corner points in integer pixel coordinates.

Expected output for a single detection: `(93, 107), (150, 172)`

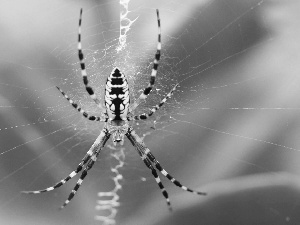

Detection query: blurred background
(1, 0), (300, 224)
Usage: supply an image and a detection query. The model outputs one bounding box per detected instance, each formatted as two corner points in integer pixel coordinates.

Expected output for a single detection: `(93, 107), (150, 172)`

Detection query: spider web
(1, 0), (300, 224)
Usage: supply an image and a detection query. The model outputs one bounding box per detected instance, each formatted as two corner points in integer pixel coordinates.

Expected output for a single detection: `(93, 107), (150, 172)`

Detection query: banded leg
(147, 151), (206, 195)
(78, 9), (105, 113)
(129, 9), (161, 113)
(127, 128), (206, 196)
(137, 149), (172, 210)
(128, 84), (178, 121)
(56, 86), (108, 122)
(22, 152), (92, 194)
(60, 150), (100, 209)
(22, 129), (110, 196)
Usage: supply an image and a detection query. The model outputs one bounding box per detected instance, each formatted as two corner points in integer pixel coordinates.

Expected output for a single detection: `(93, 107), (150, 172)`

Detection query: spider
(22, 8), (206, 210)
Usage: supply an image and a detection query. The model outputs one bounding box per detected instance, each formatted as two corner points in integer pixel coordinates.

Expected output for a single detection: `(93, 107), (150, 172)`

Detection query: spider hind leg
(129, 9), (161, 113)
(78, 9), (105, 112)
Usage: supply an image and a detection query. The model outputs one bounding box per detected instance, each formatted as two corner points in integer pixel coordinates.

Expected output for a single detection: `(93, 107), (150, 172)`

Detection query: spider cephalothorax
(22, 8), (206, 211)
(106, 120), (129, 145)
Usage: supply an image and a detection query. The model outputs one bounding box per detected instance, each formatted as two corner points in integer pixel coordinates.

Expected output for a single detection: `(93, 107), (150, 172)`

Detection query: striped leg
(128, 84), (178, 121)
(145, 149), (206, 196)
(140, 151), (171, 210)
(126, 131), (172, 211)
(78, 9), (105, 113)
(129, 9), (161, 113)
(126, 128), (206, 196)
(22, 129), (110, 198)
(22, 151), (92, 195)
(56, 86), (108, 122)
(150, 168), (172, 211)
(60, 150), (100, 209)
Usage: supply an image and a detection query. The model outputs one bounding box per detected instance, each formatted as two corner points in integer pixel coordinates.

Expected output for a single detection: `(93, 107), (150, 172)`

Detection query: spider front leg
(129, 9), (161, 113)
(22, 128), (111, 209)
(142, 156), (172, 211)
(126, 127), (206, 210)
(126, 128), (172, 210)
(60, 149), (100, 209)
(56, 86), (108, 122)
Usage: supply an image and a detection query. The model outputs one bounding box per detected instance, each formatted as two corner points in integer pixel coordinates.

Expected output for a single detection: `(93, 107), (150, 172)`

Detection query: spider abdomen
(105, 67), (129, 120)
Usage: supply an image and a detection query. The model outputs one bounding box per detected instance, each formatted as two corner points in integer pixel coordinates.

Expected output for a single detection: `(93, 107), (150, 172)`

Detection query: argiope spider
(22, 8), (206, 210)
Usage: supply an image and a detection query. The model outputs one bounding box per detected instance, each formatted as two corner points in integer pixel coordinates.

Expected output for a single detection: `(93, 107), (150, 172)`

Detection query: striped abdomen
(105, 68), (130, 121)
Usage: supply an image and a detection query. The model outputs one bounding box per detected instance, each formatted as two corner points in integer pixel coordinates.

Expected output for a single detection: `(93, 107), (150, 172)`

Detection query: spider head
(106, 120), (129, 146)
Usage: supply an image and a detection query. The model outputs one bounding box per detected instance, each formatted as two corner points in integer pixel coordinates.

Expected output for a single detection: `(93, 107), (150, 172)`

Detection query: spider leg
(126, 128), (206, 196)
(150, 168), (172, 211)
(146, 150), (206, 195)
(136, 148), (172, 210)
(60, 150), (100, 209)
(22, 129), (110, 197)
(21, 152), (92, 194)
(78, 8), (105, 113)
(56, 86), (108, 122)
(129, 9), (161, 113)
(128, 84), (178, 121)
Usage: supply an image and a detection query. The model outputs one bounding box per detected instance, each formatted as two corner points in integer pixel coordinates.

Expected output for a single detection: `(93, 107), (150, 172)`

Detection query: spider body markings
(22, 8), (206, 210)
(105, 68), (130, 122)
